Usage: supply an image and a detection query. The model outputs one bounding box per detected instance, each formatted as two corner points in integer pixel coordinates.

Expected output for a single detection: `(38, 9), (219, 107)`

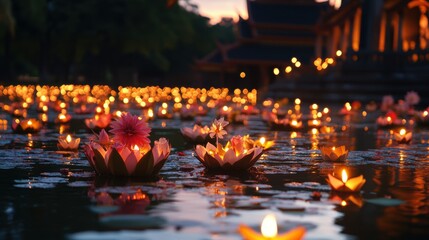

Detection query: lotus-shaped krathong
(238, 214), (306, 240)
(11, 118), (42, 134)
(394, 128), (412, 144)
(180, 124), (211, 144)
(320, 145), (348, 161)
(85, 114), (111, 130)
(243, 135), (275, 151)
(84, 114), (171, 177)
(194, 136), (263, 171)
(58, 134), (80, 151)
(55, 112), (72, 124)
(327, 169), (366, 193)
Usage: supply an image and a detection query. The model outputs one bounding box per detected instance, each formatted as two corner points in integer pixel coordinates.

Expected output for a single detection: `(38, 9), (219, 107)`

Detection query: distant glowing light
(240, 72), (246, 78)
(336, 50), (342, 57)
(273, 68), (280, 76)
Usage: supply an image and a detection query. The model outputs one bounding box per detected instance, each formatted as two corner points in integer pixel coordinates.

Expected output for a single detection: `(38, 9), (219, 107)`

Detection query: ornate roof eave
(316, 0), (362, 32)
(239, 36), (315, 46)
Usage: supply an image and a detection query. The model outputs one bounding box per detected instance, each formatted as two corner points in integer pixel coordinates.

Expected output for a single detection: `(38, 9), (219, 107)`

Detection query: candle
(11, 118), (42, 134)
(238, 214), (306, 240)
(320, 145), (348, 161)
(327, 168), (366, 192)
(58, 134), (80, 151)
(394, 128), (412, 144)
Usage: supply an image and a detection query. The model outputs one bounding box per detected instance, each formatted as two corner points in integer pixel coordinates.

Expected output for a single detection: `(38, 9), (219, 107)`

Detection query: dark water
(1, 111), (429, 240)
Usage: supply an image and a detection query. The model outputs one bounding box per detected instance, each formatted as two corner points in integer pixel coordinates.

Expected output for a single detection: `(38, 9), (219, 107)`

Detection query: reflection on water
(0, 113), (429, 239)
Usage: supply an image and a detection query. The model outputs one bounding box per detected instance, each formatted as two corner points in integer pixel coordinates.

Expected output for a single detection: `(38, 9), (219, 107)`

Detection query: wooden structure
(196, 0), (326, 91)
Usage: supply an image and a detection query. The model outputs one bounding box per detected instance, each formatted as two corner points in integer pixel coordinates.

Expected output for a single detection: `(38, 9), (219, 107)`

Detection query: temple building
(197, 0), (429, 103)
(196, 0), (326, 91)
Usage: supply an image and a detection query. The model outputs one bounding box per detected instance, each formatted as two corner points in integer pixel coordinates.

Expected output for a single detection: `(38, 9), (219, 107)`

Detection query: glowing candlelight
(238, 214), (306, 240)
(66, 134), (72, 143)
(320, 145), (348, 161)
(261, 214), (277, 238)
(58, 134), (80, 151)
(148, 109), (154, 118)
(259, 137), (266, 145)
(28, 120), (33, 126)
(341, 169), (348, 183)
(394, 128), (412, 144)
(327, 169), (366, 193)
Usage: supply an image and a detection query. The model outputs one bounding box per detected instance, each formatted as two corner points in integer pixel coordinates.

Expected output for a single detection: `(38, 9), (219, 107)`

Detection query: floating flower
(194, 140), (263, 171)
(109, 113), (151, 148)
(84, 137), (170, 177)
(394, 128), (412, 144)
(209, 117), (229, 140)
(238, 214), (306, 240)
(327, 169), (366, 193)
(180, 124), (211, 144)
(11, 118), (42, 134)
(243, 135), (275, 150)
(405, 91), (420, 106)
(84, 114), (170, 177)
(320, 145), (348, 161)
(58, 134), (80, 151)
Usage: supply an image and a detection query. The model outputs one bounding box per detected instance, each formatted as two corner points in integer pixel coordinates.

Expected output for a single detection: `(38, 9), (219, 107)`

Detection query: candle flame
(259, 137), (266, 145)
(66, 134), (72, 143)
(332, 146), (336, 151)
(222, 105), (228, 111)
(161, 109), (167, 115)
(399, 129), (406, 136)
(341, 200), (347, 207)
(261, 214), (278, 238)
(132, 145), (140, 151)
(148, 109), (154, 118)
(387, 116), (392, 122)
(424, 111), (428, 117)
(28, 120), (33, 126)
(341, 169), (348, 183)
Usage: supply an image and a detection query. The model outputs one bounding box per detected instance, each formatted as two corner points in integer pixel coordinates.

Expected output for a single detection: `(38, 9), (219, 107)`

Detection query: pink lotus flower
(109, 113), (151, 148)
(98, 129), (110, 146)
(230, 135), (244, 153)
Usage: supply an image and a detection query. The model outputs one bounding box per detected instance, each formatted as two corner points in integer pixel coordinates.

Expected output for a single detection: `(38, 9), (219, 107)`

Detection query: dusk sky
(182, 0), (248, 23)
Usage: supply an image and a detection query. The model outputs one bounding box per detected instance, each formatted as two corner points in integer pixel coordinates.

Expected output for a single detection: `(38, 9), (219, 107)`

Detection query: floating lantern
(238, 214), (306, 240)
(58, 134), (80, 151)
(85, 114), (111, 130)
(307, 119), (321, 128)
(194, 120), (263, 171)
(320, 145), (349, 161)
(327, 169), (366, 193)
(394, 128), (412, 144)
(157, 103), (173, 119)
(55, 112), (72, 124)
(11, 119), (42, 134)
(243, 135), (275, 150)
(84, 114), (170, 177)
(180, 124), (211, 144)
